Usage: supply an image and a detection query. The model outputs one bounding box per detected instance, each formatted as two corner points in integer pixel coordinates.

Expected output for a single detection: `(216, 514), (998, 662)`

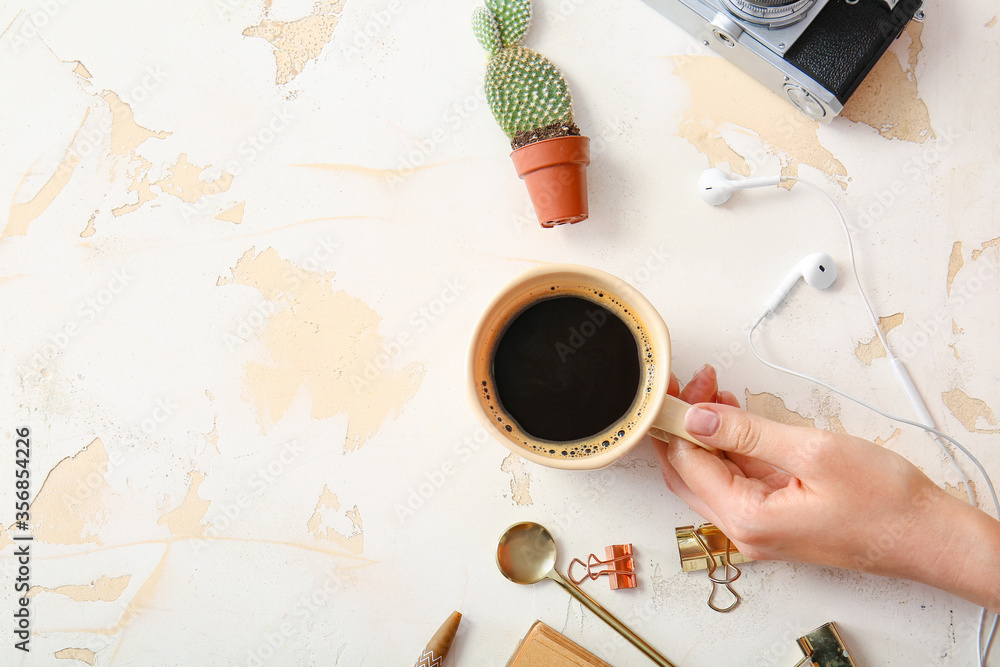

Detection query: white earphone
(696, 168), (839, 308)
(766, 252), (837, 313)
(697, 168), (783, 205)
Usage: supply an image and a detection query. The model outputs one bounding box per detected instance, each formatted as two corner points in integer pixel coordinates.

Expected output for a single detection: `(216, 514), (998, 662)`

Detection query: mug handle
(648, 395), (717, 452)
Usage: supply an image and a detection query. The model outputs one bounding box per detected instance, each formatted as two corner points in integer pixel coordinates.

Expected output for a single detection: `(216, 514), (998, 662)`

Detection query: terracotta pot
(510, 135), (590, 228)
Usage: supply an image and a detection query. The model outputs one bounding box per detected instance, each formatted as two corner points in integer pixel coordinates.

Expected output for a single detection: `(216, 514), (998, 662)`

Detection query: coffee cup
(467, 263), (710, 470)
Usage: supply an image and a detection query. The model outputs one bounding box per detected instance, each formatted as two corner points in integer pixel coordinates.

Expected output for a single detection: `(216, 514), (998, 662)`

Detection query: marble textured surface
(1, 0), (998, 665)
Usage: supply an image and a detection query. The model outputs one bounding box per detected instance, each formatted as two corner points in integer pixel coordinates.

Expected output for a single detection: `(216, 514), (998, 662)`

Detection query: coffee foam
(475, 282), (658, 460)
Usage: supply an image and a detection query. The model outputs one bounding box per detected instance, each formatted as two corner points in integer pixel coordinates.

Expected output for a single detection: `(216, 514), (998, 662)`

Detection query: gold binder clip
(792, 622), (857, 667)
(675, 523), (751, 613)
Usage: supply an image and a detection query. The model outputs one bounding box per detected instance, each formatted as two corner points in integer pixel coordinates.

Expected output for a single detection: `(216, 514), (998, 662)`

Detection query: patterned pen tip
(415, 611), (462, 667)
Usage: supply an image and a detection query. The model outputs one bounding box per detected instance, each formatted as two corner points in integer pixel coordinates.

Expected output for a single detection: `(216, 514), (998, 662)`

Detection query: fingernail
(685, 406), (720, 437)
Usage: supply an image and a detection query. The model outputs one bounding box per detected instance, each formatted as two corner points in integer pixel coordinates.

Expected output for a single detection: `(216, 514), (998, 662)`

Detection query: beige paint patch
(947, 242), (964, 296)
(80, 211), (97, 238)
(155, 154), (233, 204)
(942, 388), (999, 434)
(158, 472), (210, 538)
(673, 56), (847, 185)
(953, 320), (964, 334)
(874, 428), (902, 448)
(4, 109), (90, 238)
(72, 61), (92, 78)
(216, 201), (246, 224)
(948, 343), (961, 359)
(745, 391), (815, 428)
(112, 156), (158, 217)
(31, 438), (111, 545)
(54, 648), (96, 665)
(841, 22), (934, 143)
(971, 236), (1000, 261)
(223, 246), (423, 450)
(854, 313), (905, 365)
(943, 481), (979, 502)
(821, 413), (848, 435)
(103, 91), (170, 158)
(500, 453), (533, 506)
(243, 0), (347, 85)
(987, 15), (998, 28)
(30, 574), (131, 602)
(307, 485), (363, 554)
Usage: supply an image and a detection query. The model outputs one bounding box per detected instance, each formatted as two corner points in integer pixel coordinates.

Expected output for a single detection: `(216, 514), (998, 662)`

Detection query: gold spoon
(496, 521), (676, 667)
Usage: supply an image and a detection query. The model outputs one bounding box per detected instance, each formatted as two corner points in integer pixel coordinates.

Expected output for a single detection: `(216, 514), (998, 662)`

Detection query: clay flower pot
(511, 135), (591, 228)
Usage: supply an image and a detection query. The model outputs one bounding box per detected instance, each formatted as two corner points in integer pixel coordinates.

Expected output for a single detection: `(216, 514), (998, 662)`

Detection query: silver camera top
(642, 0), (924, 121)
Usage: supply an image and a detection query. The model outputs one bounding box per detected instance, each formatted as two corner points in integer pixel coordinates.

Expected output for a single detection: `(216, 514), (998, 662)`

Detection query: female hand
(655, 365), (1000, 612)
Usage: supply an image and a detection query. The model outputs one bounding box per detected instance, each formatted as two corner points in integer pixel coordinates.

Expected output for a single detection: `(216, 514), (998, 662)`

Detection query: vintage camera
(640, 0), (924, 122)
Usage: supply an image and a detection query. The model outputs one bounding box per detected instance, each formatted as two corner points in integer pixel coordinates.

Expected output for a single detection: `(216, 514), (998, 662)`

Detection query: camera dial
(722, 0), (818, 28)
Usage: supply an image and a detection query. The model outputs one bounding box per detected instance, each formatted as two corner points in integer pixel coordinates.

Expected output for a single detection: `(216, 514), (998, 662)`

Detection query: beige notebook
(506, 621), (614, 667)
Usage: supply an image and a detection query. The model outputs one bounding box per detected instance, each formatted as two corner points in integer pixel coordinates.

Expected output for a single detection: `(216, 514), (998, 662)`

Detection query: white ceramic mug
(467, 263), (709, 470)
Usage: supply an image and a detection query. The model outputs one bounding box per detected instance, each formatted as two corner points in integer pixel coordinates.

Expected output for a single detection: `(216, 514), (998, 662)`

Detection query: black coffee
(491, 296), (642, 442)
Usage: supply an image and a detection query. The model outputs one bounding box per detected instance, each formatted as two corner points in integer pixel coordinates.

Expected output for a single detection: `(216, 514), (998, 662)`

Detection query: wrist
(901, 489), (1000, 612)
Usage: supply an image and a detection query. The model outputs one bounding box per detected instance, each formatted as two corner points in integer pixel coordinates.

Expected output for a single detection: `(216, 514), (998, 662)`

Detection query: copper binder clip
(675, 523), (751, 613)
(792, 622), (857, 667)
(568, 544), (637, 590)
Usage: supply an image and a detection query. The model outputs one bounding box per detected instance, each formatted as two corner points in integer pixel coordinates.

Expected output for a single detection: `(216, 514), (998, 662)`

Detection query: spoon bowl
(496, 521), (558, 585)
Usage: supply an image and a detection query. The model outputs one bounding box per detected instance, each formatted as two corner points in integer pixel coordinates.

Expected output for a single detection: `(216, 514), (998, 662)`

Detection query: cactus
(473, 0), (580, 150)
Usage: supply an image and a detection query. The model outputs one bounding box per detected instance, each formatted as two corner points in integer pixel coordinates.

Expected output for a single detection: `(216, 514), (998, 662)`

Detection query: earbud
(765, 252), (837, 313)
(698, 168), (784, 205)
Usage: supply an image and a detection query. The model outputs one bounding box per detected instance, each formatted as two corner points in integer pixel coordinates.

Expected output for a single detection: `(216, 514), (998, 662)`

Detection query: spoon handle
(548, 569), (676, 667)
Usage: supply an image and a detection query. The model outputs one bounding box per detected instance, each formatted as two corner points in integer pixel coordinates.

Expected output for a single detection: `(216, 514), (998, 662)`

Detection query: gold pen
(414, 611), (462, 667)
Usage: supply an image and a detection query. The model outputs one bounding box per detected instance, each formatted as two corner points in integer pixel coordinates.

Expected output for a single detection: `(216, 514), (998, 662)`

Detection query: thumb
(684, 403), (826, 473)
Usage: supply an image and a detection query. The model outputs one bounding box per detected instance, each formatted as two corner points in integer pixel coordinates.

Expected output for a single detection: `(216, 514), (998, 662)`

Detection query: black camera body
(641, 0), (925, 121)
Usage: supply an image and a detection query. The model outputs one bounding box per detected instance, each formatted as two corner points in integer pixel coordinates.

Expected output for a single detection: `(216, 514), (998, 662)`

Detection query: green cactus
(473, 0), (579, 150)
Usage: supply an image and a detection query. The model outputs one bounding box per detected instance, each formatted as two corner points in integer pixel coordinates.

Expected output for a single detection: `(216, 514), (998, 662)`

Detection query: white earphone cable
(784, 177), (976, 506)
(753, 177), (999, 665)
(749, 313), (1000, 665)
